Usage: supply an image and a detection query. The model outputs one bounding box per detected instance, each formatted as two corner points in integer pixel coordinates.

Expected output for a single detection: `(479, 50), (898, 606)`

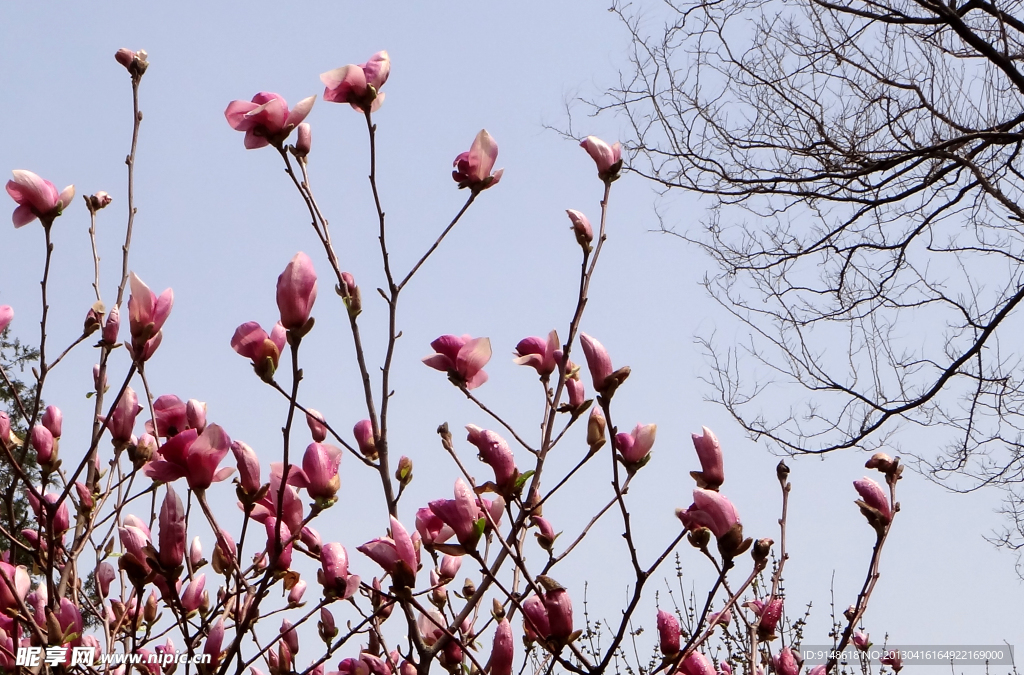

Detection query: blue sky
(1, 2), (1021, 673)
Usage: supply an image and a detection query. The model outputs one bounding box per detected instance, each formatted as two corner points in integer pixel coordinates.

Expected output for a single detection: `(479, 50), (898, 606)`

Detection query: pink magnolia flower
(28, 492), (69, 535)
(288, 579), (307, 605)
(295, 442), (343, 500)
(102, 305), (119, 344)
(416, 507), (455, 548)
(490, 619), (514, 675)
(205, 617), (225, 665)
(319, 542), (360, 599)
(708, 608), (732, 627)
(354, 419), (376, 458)
(143, 424), (235, 491)
(249, 469), (304, 536)
(277, 252), (318, 331)
(186, 399), (207, 433)
(439, 554), (462, 581)
(294, 122), (312, 157)
(452, 130), (503, 192)
(772, 648), (800, 675)
(514, 330), (559, 377)
(119, 517), (152, 578)
(466, 425), (516, 488)
(189, 536), (202, 568)
(127, 272), (173, 362)
(321, 51), (391, 113)
(31, 424), (54, 465)
(95, 562), (115, 598)
(306, 409), (327, 442)
(614, 423), (657, 465)
(579, 136), (622, 180)
(428, 478), (482, 548)
(6, 170), (74, 227)
(41, 405), (62, 438)
(422, 334), (492, 389)
(853, 630), (870, 650)
(0, 305), (11, 334)
(690, 426), (725, 490)
(232, 440), (262, 495)
(676, 489), (740, 539)
(566, 209), (593, 246)
(657, 609), (680, 655)
(142, 396), (183, 440)
(265, 517), (294, 571)
(854, 476), (892, 523)
(679, 651), (716, 675)
(158, 486), (186, 570)
(745, 598), (783, 640)
(231, 320), (287, 381)
(543, 586), (573, 640)
(566, 363), (586, 408)
(180, 574), (205, 613)
(522, 594), (549, 641)
(357, 516), (419, 583)
(579, 332), (613, 392)
(531, 515), (558, 550)
(0, 562), (30, 617)
(224, 92), (315, 149)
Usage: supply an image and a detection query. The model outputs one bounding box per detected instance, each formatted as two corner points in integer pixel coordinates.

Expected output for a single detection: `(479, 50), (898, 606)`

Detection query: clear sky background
(0, 2), (1021, 673)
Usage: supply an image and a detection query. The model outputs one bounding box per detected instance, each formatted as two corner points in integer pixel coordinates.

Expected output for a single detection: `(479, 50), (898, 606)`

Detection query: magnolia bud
(865, 452), (895, 473)
(288, 579), (307, 605)
(306, 409), (328, 443)
(75, 482), (94, 512)
(84, 307), (103, 336)
(687, 526), (711, 550)
(144, 591), (158, 623)
(566, 209), (593, 248)
(186, 399), (207, 433)
(319, 607), (337, 642)
(87, 191), (113, 213)
(103, 305), (120, 344)
(395, 455), (413, 486)
(294, 123), (312, 158)
(587, 407), (606, 452)
(752, 537), (773, 565)
(340, 272), (361, 316)
(190, 536), (204, 569)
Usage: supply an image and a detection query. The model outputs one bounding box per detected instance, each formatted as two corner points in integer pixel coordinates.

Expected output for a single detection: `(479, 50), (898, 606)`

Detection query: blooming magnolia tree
(0, 48), (906, 675)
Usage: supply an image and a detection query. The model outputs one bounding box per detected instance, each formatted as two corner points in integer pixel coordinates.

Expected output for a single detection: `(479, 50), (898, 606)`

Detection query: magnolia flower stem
(531, 180), (612, 534)
(825, 480), (898, 674)
(459, 385), (537, 454)
(89, 209), (102, 303)
(397, 193), (477, 291)
(31, 221), (54, 422)
(767, 470), (792, 607)
(536, 447), (603, 509)
(114, 75), (143, 308)
(280, 141), (395, 513)
(548, 495), (619, 566)
(268, 381), (368, 465)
